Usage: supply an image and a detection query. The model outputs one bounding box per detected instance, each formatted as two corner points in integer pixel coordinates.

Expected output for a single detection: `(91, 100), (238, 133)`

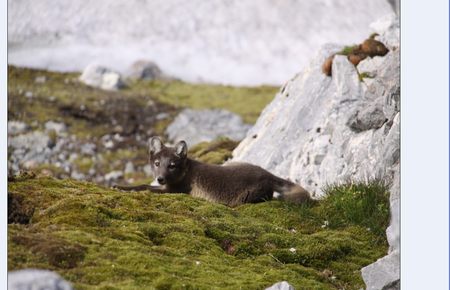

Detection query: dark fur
(114, 137), (311, 207)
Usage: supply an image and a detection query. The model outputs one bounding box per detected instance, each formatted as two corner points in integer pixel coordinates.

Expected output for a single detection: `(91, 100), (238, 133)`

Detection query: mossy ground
(8, 174), (389, 289)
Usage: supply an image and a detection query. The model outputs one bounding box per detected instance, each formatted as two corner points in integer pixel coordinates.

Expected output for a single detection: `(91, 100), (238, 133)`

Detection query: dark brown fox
(114, 137), (311, 207)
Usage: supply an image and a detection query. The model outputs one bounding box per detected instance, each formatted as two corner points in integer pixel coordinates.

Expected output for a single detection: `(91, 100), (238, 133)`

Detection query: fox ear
(175, 141), (187, 158)
(149, 137), (163, 155)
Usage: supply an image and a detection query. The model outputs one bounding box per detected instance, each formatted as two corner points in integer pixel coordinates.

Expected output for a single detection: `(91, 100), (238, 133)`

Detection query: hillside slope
(9, 173), (389, 289)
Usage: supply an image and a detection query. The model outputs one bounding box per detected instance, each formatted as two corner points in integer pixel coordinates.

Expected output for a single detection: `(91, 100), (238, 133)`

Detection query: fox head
(148, 137), (188, 185)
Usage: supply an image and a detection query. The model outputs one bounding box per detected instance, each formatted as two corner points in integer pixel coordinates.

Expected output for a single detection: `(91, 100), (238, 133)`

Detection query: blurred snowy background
(8, 0), (394, 85)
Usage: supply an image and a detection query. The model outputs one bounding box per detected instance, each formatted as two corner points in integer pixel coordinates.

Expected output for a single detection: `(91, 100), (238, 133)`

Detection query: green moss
(358, 72), (374, 82)
(9, 175), (389, 289)
(337, 45), (359, 56)
(188, 137), (239, 164)
(128, 79), (277, 124)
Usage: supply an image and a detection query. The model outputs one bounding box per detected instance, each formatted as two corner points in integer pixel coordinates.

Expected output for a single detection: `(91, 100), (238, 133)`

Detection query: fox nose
(157, 177), (166, 185)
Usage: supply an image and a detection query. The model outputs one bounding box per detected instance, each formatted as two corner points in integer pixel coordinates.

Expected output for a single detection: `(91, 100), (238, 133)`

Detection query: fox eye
(154, 160), (160, 167)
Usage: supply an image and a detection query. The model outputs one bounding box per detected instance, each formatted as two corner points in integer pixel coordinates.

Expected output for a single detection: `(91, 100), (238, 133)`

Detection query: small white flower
(195, 261), (201, 265)
(289, 248), (296, 253)
(321, 220), (329, 228)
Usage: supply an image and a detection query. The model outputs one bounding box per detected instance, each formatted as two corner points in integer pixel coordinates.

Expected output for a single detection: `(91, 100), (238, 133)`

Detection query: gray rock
(361, 251), (400, 290)
(45, 121), (67, 136)
(386, 164), (400, 253)
(8, 121), (29, 135)
(387, 0), (399, 15)
(370, 14), (399, 50)
(79, 63), (124, 90)
(124, 161), (135, 174)
(357, 56), (386, 85)
(71, 171), (86, 181)
(8, 268), (73, 290)
(35, 75), (47, 83)
(166, 109), (252, 146)
(232, 16), (399, 290)
(232, 20), (399, 197)
(80, 143), (96, 155)
(265, 281), (295, 290)
(127, 60), (163, 80)
(25, 91), (33, 98)
(104, 170), (123, 182)
(346, 103), (387, 132)
(8, 131), (51, 153)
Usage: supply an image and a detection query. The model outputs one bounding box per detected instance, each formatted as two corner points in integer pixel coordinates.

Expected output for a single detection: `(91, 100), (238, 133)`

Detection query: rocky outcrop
(232, 16), (399, 290)
(79, 63), (124, 90)
(8, 269), (73, 290)
(166, 109), (251, 146)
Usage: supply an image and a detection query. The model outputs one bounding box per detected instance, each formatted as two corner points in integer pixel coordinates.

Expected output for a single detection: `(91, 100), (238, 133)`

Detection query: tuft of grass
(8, 174), (390, 289)
(319, 180), (390, 240)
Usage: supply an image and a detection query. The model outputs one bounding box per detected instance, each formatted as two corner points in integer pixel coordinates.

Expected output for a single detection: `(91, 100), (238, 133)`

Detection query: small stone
(104, 171), (123, 182)
(8, 121), (29, 135)
(104, 140), (114, 149)
(23, 160), (38, 169)
(45, 121), (67, 136)
(79, 63), (124, 91)
(156, 113), (169, 120)
(71, 171), (86, 180)
(69, 153), (79, 162)
(124, 161), (135, 174)
(80, 143), (96, 155)
(35, 76), (47, 83)
(127, 60), (163, 80)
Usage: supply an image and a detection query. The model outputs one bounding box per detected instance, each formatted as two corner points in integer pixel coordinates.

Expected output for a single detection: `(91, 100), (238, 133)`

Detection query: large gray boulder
(8, 269), (73, 290)
(166, 109), (251, 146)
(232, 16), (399, 290)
